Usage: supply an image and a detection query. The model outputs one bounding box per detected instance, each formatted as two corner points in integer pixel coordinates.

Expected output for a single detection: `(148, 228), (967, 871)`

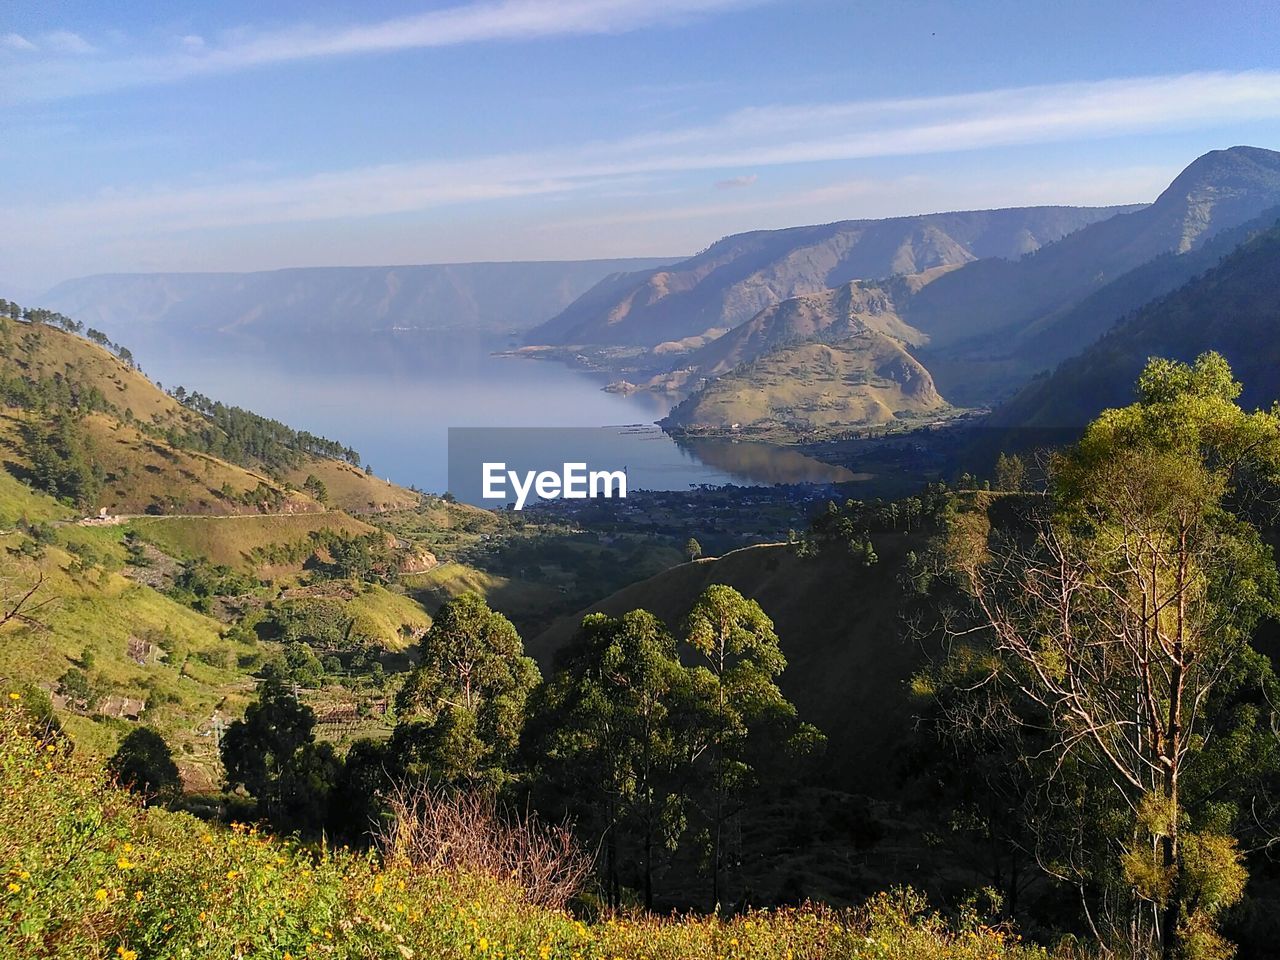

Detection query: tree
(994, 452), (1026, 492)
(269, 741), (343, 834)
(952, 354), (1280, 959)
(682, 585), (824, 909)
(393, 593), (539, 788)
(221, 681), (316, 801)
(303, 473), (329, 505)
(108, 728), (180, 804)
(685, 538), (703, 562)
(525, 609), (690, 908)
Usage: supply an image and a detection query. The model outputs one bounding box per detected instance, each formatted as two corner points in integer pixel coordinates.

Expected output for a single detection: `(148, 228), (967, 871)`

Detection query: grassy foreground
(0, 700), (1045, 960)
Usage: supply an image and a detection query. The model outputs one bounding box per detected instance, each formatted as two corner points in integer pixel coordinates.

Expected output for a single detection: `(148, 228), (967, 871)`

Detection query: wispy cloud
(3, 0), (771, 104)
(14, 69), (1280, 239)
(43, 31), (95, 55)
(1, 32), (37, 52)
(716, 174), (758, 189)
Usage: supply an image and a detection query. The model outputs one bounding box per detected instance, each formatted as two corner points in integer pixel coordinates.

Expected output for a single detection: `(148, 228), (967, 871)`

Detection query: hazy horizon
(4, 0), (1280, 291)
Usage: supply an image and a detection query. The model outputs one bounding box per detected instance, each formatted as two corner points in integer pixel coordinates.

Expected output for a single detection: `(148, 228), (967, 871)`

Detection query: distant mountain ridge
(527, 206), (1138, 348)
(646, 146), (1280, 437)
(907, 146), (1280, 402)
(40, 259), (676, 341)
(988, 217), (1280, 431)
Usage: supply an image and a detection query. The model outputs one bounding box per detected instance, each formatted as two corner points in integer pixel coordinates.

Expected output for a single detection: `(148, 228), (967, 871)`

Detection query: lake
(131, 332), (860, 502)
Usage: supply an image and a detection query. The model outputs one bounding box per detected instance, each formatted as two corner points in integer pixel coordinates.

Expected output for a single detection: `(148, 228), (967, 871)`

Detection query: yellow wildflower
(116, 858), (132, 870)
(95, 888), (108, 902)
(6, 882), (20, 893)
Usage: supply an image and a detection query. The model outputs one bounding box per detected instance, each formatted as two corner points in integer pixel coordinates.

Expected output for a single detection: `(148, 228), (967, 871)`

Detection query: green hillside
(532, 536), (927, 791)
(0, 313), (417, 516)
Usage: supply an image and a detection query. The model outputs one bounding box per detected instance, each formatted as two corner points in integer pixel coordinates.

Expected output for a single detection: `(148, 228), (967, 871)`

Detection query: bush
(374, 781), (593, 911)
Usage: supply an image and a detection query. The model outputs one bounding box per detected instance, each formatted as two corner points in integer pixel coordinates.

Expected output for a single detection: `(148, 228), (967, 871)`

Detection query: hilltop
(662, 336), (948, 439)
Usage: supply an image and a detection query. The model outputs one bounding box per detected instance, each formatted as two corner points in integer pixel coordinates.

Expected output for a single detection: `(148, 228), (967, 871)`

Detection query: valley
(7, 144), (1280, 959)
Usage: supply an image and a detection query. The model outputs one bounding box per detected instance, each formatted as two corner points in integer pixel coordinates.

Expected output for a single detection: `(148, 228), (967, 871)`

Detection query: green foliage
(0, 698), (1043, 959)
(393, 593), (540, 788)
(23, 415), (103, 509)
(166, 558), (254, 613)
(993, 452), (1026, 492)
(937, 353), (1280, 959)
(525, 609), (690, 908)
(167, 388), (360, 472)
(107, 728), (180, 805)
(302, 473), (329, 504)
(220, 681), (316, 801)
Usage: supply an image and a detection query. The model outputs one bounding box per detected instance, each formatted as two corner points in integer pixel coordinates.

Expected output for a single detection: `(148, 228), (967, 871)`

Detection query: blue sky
(3, 0), (1280, 291)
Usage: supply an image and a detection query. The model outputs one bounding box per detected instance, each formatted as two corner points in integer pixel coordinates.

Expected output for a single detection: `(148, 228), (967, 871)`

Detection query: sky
(3, 0), (1280, 292)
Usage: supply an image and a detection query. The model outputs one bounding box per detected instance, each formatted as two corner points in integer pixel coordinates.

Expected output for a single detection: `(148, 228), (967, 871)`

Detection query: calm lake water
(132, 333), (857, 501)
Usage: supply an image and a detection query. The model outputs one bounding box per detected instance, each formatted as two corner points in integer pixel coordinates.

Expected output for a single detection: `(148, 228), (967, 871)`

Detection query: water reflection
(675, 437), (868, 485)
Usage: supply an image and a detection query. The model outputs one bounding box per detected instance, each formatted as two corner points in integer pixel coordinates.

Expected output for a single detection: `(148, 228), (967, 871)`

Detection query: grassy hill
(0, 310), (445, 770)
(654, 281), (930, 391)
(282, 458), (419, 514)
(0, 522), (251, 782)
(0, 316), (417, 516)
(532, 537), (928, 793)
(129, 512), (378, 573)
(0, 410), (322, 517)
(662, 335), (950, 440)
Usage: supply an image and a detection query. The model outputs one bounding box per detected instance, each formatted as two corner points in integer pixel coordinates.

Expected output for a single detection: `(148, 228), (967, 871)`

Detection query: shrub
(374, 781), (593, 911)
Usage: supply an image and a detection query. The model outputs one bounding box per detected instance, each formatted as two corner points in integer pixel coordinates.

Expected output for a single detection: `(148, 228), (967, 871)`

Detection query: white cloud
(43, 30), (94, 55)
(3, 0), (771, 103)
(715, 174), (758, 189)
(1, 32), (37, 52)
(16, 69), (1280, 236)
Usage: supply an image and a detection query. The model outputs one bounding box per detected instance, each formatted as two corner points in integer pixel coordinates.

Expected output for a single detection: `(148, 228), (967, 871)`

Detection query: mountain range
(32, 146), (1280, 446)
(546, 145), (1280, 438)
(39, 259), (675, 342)
(988, 219), (1280, 431)
(526, 205), (1136, 348)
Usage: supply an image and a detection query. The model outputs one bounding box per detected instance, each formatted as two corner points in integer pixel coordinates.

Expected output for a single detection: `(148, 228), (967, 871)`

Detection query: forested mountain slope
(988, 219), (1280, 430)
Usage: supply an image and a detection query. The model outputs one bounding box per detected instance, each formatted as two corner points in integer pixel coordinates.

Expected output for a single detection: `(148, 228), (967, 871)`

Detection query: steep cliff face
(528, 206), (1135, 347)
